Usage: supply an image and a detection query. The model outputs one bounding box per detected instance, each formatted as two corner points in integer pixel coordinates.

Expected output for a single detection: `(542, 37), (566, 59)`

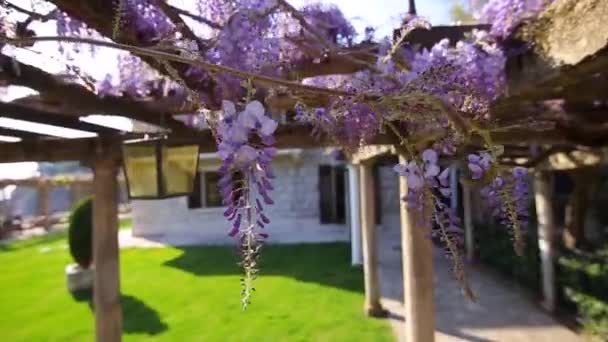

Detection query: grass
(0, 235), (393, 342)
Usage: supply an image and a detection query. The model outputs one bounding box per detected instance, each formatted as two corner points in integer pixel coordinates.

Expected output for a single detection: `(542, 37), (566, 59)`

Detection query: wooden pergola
(0, 0), (607, 341)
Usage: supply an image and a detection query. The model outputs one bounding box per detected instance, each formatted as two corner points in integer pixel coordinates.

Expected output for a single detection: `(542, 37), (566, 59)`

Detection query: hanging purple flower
(215, 100), (278, 308)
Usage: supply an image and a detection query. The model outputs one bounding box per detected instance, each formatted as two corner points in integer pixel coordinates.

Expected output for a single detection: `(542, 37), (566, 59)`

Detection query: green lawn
(0, 234), (393, 341)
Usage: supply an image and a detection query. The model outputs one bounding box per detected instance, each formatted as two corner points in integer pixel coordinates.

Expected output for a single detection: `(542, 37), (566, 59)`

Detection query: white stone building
(131, 148), (402, 259)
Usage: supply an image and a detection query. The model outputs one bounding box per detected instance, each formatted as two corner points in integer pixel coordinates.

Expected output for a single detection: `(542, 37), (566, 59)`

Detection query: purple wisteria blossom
(215, 100), (278, 307)
(480, 0), (554, 39)
(467, 152), (492, 180)
(393, 149), (471, 297)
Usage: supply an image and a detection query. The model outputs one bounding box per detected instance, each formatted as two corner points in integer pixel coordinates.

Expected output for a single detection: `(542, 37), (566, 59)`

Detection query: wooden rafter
(0, 126), (50, 139)
(0, 54), (192, 132)
(0, 101), (121, 135)
(501, 0), (608, 102)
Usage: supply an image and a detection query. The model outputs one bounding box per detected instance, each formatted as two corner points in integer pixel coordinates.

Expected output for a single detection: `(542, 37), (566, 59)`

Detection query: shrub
(558, 246), (608, 340)
(475, 220), (541, 294)
(68, 197), (93, 268)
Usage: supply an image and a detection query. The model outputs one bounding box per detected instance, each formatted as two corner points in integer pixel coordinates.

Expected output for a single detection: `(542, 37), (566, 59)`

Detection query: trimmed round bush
(68, 197), (93, 268)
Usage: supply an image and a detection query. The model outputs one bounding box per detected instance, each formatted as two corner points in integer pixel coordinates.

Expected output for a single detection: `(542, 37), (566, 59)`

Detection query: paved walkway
(378, 228), (581, 342)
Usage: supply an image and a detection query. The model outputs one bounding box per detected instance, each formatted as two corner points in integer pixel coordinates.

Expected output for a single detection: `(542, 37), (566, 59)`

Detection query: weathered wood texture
(399, 154), (435, 342)
(563, 168), (598, 249)
(0, 102), (121, 135)
(359, 161), (385, 317)
(350, 145), (395, 164)
(0, 55), (191, 131)
(462, 182), (475, 263)
(504, 0), (608, 101)
(534, 171), (557, 312)
(93, 153), (122, 342)
(36, 183), (50, 230)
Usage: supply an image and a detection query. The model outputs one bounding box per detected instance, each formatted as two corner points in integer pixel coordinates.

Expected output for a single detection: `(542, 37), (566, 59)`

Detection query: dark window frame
(319, 165), (346, 224)
(188, 170), (244, 209)
(203, 171), (223, 208)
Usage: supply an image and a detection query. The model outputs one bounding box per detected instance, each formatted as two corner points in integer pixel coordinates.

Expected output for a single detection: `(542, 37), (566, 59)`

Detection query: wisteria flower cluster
(393, 149), (448, 210)
(480, 0), (554, 38)
(394, 149), (473, 297)
(469, 152), (529, 255)
(216, 100), (278, 308)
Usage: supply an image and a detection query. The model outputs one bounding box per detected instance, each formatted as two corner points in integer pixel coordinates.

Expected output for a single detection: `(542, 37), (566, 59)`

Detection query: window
(187, 171), (202, 209)
(319, 165), (346, 224)
(204, 172), (223, 207)
(188, 170), (243, 209)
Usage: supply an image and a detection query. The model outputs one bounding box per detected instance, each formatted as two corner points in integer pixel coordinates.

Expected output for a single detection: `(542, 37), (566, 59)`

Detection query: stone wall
(132, 149), (403, 245)
(133, 149), (348, 244)
(377, 165), (401, 236)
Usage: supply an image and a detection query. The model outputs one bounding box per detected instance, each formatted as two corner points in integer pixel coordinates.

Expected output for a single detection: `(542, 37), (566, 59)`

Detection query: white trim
(347, 164), (362, 266)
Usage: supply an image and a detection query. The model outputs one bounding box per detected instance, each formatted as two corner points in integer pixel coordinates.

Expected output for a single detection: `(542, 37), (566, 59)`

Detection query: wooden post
(93, 153), (122, 342)
(563, 169), (595, 249)
(37, 182), (50, 231)
(399, 155), (435, 342)
(359, 161), (385, 317)
(534, 171), (557, 312)
(462, 182), (475, 263)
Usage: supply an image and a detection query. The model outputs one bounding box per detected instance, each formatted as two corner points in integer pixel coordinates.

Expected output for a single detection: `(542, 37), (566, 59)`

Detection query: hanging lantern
(122, 138), (200, 199)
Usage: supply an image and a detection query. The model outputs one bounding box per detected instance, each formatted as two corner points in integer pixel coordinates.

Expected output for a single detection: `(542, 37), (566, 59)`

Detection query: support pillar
(37, 182), (50, 231)
(359, 161), (385, 316)
(462, 182), (475, 263)
(399, 155), (435, 342)
(563, 169), (595, 250)
(534, 171), (557, 312)
(348, 164), (362, 266)
(449, 166), (458, 210)
(93, 153), (122, 342)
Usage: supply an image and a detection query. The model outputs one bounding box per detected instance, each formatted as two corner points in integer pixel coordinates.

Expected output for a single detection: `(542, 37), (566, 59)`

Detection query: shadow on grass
(163, 243), (365, 294)
(71, 289), (168, 335)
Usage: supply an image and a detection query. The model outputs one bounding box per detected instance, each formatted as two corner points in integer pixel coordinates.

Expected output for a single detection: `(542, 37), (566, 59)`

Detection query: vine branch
(2, 35), (359, 98)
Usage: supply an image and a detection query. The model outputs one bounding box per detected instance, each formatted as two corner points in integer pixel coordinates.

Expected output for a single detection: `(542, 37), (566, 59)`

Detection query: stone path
(378, 229), (581, 342)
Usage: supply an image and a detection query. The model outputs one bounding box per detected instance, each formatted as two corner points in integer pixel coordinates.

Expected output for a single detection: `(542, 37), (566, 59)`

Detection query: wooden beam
(399, 154), (435, 342)
(92, 150), (122, 342)
(0, 102), (121, 135)
(359, 161), (386, 317)
(504, 0), (608, 100)
(0, 125), (388, 163)
(563, 168), (597, 249)
(37, 183), (50, 231)
(0, 121), (599, 164)
(534, 171), (557, 312)
(0, 54), (191, 132)
(0, 138), (101, 163)
(462, 181), (475, 263)
(0, 127), (49, 139)
(397, 24), (490, 49)
(350, 145), (395, 164)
